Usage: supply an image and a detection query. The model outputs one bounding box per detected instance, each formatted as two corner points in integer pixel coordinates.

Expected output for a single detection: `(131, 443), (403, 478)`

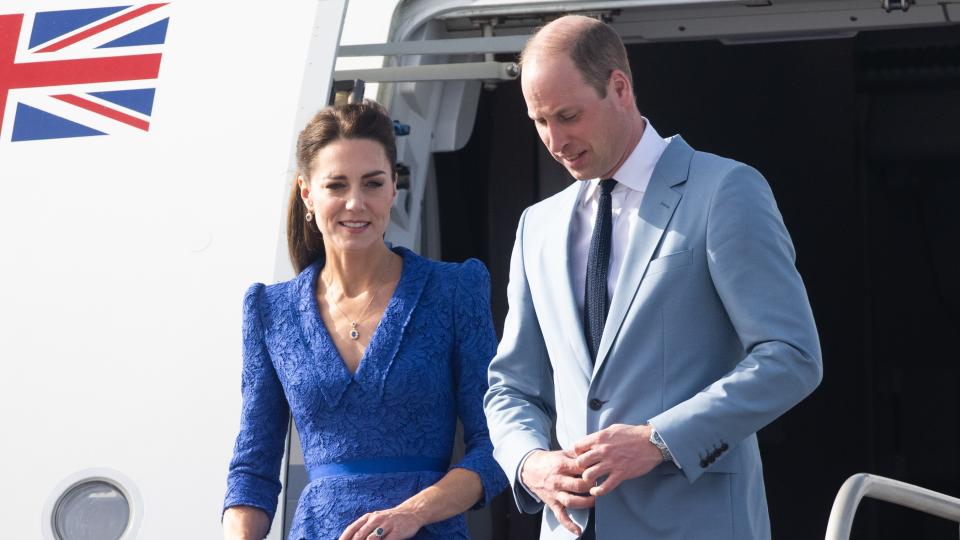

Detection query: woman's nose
(345, 190), (364, 210)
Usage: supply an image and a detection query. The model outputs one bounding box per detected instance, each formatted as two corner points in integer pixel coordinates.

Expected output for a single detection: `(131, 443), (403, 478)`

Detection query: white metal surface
(338, 35), (529, 57)
(393, 0), (953, 45)
(825, 473), (960, 540)
(0, 0), (346, 538)
(335, 61), (517, 82)
(430, 0), (740, 20)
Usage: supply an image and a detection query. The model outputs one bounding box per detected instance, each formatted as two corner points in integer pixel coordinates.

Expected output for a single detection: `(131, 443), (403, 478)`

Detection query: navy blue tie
(584, 178), (617, 363)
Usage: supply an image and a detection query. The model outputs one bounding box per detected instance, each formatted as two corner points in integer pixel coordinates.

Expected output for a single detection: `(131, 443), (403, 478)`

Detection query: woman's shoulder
(242, 263), (316, 320)
(398, 247), (489, 285)
(243, 278), (294, 305)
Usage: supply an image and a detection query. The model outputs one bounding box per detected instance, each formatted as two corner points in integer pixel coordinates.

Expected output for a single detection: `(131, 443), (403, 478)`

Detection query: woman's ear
(298, 175), (311, 206)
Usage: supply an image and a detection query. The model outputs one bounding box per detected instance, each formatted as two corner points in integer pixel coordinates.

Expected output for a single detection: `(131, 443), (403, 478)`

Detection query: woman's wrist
(394, 497), (430, 529)
(222, 505), (269, 540)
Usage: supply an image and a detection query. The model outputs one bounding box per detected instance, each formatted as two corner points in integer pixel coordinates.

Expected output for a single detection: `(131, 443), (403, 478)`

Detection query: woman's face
(300, 138), (397, 255)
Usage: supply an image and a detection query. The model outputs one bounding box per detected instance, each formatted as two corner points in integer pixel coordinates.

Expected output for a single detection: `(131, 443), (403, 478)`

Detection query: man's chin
(564, 167), (594, 181)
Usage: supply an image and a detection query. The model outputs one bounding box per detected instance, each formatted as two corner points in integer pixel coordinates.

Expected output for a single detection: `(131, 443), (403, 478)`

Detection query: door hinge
(881, 0), (914, 12)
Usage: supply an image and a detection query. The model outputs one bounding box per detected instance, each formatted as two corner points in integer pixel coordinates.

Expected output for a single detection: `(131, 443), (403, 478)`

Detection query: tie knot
(599, 178), (617, 196)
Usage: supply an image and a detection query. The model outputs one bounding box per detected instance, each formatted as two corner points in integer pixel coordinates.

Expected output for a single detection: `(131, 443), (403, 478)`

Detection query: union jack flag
(0, 4), (169, 142)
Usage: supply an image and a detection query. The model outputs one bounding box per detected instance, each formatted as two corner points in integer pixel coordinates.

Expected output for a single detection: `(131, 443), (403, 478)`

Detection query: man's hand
(573, 424), (664, 496)
(521, 449), (596, 536)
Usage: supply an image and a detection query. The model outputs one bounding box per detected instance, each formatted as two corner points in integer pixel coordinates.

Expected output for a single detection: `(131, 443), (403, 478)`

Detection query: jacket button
(589, 398), (603, 411)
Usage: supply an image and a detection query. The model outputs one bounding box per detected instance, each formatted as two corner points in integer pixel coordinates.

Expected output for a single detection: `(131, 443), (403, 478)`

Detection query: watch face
(651, 431), (664, 446)
(650, 431), (672, 461)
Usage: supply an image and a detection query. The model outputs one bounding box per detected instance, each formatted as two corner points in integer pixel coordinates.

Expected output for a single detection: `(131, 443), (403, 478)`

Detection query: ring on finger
(374, 526), (385, 537)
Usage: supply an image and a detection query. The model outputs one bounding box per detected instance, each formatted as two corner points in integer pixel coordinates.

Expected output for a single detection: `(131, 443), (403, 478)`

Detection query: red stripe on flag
(7, 53), (162, 89)
(53, 93), (150, 131)
(37, 3), (168, 53)
(0, 14), (23, 131)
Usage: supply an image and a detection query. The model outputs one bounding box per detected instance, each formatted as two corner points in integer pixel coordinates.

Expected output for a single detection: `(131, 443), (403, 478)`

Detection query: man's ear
(609, 69), (632, 103)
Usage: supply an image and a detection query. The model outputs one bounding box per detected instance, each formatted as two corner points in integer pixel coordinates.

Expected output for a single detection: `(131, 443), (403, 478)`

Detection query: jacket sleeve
(222, 283), (290, 525)
(483, 209), (557, 513)
(448, 259), (509, 509)
(649, 164), (823, 483)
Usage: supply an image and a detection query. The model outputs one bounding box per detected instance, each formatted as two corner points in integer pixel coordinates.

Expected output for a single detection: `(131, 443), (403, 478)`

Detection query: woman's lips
(340, 221), (370, 233)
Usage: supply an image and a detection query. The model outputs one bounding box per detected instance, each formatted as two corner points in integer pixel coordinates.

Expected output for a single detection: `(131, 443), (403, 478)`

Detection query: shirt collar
(581, 118), (668, 206)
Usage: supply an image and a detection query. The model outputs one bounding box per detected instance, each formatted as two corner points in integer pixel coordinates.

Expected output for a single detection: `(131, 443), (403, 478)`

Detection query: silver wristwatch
(649, 426), (674, 463)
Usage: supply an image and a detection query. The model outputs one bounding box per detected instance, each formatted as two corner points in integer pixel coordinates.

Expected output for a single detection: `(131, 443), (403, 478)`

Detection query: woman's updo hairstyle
(286, 100), (398, 273)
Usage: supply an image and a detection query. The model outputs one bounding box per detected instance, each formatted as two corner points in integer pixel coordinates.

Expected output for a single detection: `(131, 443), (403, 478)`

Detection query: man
(483, 15), (822, 540)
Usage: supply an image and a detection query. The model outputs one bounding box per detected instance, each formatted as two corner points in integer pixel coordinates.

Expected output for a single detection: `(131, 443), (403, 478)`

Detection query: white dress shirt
(569, 118), (668, 313)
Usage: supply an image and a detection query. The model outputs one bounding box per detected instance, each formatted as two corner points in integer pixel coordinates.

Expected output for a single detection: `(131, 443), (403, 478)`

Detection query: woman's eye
(325, 182), (346, 190)
(365, 180), (384, 189)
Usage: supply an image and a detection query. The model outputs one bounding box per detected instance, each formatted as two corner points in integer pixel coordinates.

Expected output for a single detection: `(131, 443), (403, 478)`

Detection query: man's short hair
(520, 16), (633, 98)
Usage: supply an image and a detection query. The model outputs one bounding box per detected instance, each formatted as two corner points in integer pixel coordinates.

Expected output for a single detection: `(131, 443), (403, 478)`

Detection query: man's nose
(545, 123), (568, 155)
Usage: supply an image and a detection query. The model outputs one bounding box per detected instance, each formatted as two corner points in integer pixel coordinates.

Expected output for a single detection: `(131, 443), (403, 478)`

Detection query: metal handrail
(825, 473), (960, 539)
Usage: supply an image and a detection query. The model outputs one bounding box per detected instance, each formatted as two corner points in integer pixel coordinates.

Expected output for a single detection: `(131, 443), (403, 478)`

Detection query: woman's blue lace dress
(223, 247), (507, 539)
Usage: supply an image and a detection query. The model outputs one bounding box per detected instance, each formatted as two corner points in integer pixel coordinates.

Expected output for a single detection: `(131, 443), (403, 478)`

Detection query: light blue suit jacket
(484, 136), (823, 539)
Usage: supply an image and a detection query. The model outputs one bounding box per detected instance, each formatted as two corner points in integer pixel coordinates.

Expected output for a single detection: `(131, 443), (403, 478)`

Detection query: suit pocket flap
(646, 249), (693, 276)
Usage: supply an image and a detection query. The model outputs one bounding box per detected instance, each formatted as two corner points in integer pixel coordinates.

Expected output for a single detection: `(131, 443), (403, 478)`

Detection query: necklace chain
(322, 254), (394, 341)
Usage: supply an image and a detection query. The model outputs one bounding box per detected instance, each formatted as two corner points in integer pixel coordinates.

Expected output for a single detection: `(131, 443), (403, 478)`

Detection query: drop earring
(305, 211), (313, 222)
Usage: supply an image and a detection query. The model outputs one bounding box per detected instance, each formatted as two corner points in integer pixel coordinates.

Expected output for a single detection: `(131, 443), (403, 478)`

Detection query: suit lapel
(543, 182), (594, 380)
(594, 136), (693, 374)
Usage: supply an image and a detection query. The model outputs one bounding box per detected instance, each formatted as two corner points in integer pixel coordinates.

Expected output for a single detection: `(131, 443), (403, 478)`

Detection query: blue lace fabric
(223, 247), (508, 539)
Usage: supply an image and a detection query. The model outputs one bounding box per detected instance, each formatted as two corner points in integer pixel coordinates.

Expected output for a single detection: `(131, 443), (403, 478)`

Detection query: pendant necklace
(323, 255), (393, 340)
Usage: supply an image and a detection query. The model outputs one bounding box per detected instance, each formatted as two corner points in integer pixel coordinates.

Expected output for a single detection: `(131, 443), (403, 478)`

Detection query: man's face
(521, 53), (630, 181)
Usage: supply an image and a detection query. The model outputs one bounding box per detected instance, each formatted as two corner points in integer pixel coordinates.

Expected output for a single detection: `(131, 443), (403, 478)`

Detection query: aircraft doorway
(434, 23), (960, 540)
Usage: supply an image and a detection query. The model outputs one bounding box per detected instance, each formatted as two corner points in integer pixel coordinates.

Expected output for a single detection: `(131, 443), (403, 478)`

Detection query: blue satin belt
(307, 456), (448, 481)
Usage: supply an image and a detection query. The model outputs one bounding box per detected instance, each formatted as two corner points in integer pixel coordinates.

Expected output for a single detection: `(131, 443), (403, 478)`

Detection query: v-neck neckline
(311, 248), (408, 379)
(295, 245), (431, 408)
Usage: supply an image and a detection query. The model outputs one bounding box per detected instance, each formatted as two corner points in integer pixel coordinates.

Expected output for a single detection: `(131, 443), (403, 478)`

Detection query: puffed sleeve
(222, 283), (290, 525)
(449, 259), (509, 508)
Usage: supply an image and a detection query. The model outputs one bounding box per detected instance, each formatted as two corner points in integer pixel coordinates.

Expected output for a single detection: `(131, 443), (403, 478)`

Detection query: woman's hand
(339, 467), (482, 539)
(223, 505), (269, 540)
(338, 506), (425, 540)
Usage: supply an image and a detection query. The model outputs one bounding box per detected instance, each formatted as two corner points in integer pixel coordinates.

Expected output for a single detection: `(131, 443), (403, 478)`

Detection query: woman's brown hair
(286, 100), (398, 273)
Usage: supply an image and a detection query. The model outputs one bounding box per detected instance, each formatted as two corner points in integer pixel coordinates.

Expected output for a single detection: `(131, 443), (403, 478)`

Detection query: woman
(222, 101), (506, 539)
